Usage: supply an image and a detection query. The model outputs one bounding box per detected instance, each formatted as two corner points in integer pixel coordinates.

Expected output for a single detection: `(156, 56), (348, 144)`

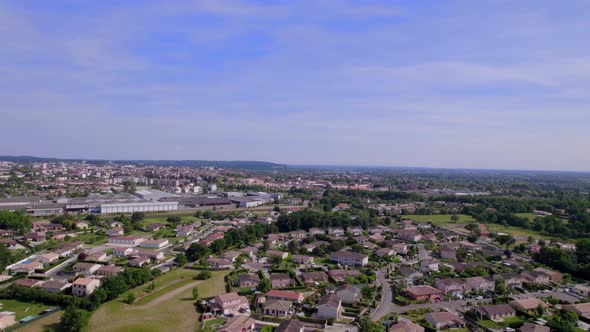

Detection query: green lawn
(478, 316), (524, 329)
(0, 299), (50, 320)
(16, 310), (63, 332)
(86, 269), (229, 332)
(404, 214), (475, 225)
(143, 215), (202, 226)
(200, 318), (227, 332)
(487, 224), (553, 240)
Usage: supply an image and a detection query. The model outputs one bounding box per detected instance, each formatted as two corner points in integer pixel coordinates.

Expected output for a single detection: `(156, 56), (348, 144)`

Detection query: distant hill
(0, 156), (286, 171)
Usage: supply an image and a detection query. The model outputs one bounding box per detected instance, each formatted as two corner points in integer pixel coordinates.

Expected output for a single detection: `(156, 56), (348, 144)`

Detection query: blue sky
(1, 0), (589, 171)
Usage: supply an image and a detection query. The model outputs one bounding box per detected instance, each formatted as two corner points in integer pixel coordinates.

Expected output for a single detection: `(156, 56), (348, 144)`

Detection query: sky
(1, 0), (590, 171)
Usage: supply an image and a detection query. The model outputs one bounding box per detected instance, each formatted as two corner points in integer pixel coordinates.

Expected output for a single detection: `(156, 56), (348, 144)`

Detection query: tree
(167, 216), (182, 224)
(269, 255), (283, 268)
(287, 240), (299, 254)
(124, 292), (135, 304)
(258, 278), (271, 292)
(495, 279), (506, 295)
(174, 253), (187, 266)
(60, 305), (88, 332)
(358, 317), (380, 332)
(196, 270), (212, 280)
(185, 243), (211, 262)
(536, 303), (545, 317)
(192, 287), (199, 300)
(131, 212), (145, 223)
(451, 214), (460, 223)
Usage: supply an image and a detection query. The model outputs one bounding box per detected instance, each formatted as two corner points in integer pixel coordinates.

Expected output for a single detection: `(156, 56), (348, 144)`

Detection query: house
(113, 247), (134, 257)
(392, 243), (408, 255)
(291, 255), (313, 265)
(328, 269), (361, 282)
(24, 232), (45, 242)
(275, 319), (305, 332)
(349, 227), (363, 236)
(211, 292), (249, 315)
(267, 290), (304, 303)
(267, 250), (289, 259)
(419, 259), (439, 273)
(141, 239), (169, 249)
(519, 322), (550, 332)
(465, 276), (495, 292)
(96, 265), (123, 277)
(86, 252), (108, 262)
(74, 221), (89, 229)
(335, 284), (361, 304)
(108, 221), (124, 228)
(238, 246), (257, 258)
(263, 299), (292, 317)
(406, 285), (442, 301)
(496, 273), (524, 288)
(218, 315), (255, 332)
(474, 304), (516, 320)
(40, 280), (70, 293)
(399, 267), (423, 280)
(0, 238), (18, 250)
(308, 228), (324, 236)
(108, 236), (144, 246)
(397, 229), (421, 242)
(73, 262), (101, 275)
(425, 312), (466, 329)
(562, 303), (590, 318)
(10, 261), (43, 275)
(129, 256), (151, 267)
(522, 271), (550, 285)
(106, 228), (124, 236)
(221, 250), (242, 263)
(301, 271), (328, 284)
(435, 278), (465, 296)
(376, 248), (395, 258)
(238, 274), (260, 288)
(14, 278), (44, 288)
(330, 250), (368, 267)
(271, 273), (292, 288)
(206, 257), (233, 270)
(439, 247), (457, 260)
(317, 293), (343, 320)
(72, 278), (100, 297)
(533, 267), (563, 282)
(0, 311), (16, 330)
(289, 231), (307, 240)
(38, 252), (59, 264)
(572, 284), (590, 297)
(389, 320), (425, 332)
(328, 227), (345, 237)
(509, 298), (546, 315)
(146, 223), (164, 231)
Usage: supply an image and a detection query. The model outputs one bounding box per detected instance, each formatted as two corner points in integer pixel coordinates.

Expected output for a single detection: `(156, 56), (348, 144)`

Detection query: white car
(504, 328), (515, 332)
(475, 296), (484, 300)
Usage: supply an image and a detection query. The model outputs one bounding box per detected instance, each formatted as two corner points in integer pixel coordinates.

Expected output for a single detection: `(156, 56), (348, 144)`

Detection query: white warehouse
(99, 201), (178, 214)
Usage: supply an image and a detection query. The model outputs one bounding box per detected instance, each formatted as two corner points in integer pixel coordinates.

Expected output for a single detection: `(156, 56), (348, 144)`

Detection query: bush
(195, 270), (212, 280)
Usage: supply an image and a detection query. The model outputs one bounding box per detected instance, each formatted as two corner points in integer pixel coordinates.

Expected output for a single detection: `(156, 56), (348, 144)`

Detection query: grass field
(86, 269), (229, 332)
(15, 310), (63, 332)
(0, 299), (50, 320)
(404, 214), (475, 224)
(487, 224), (553, 240)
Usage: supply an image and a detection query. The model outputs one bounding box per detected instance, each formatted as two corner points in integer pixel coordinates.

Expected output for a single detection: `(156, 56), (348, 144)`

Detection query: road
(370, 265), (392, 321)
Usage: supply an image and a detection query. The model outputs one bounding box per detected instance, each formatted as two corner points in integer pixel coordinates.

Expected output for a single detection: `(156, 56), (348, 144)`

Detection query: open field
(86, 269), (229, 332)
(487, 224), (554, 240)
(15, 311), (63, 332)
(0, 299), (50, 320)
(404, 214), (475, 224)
